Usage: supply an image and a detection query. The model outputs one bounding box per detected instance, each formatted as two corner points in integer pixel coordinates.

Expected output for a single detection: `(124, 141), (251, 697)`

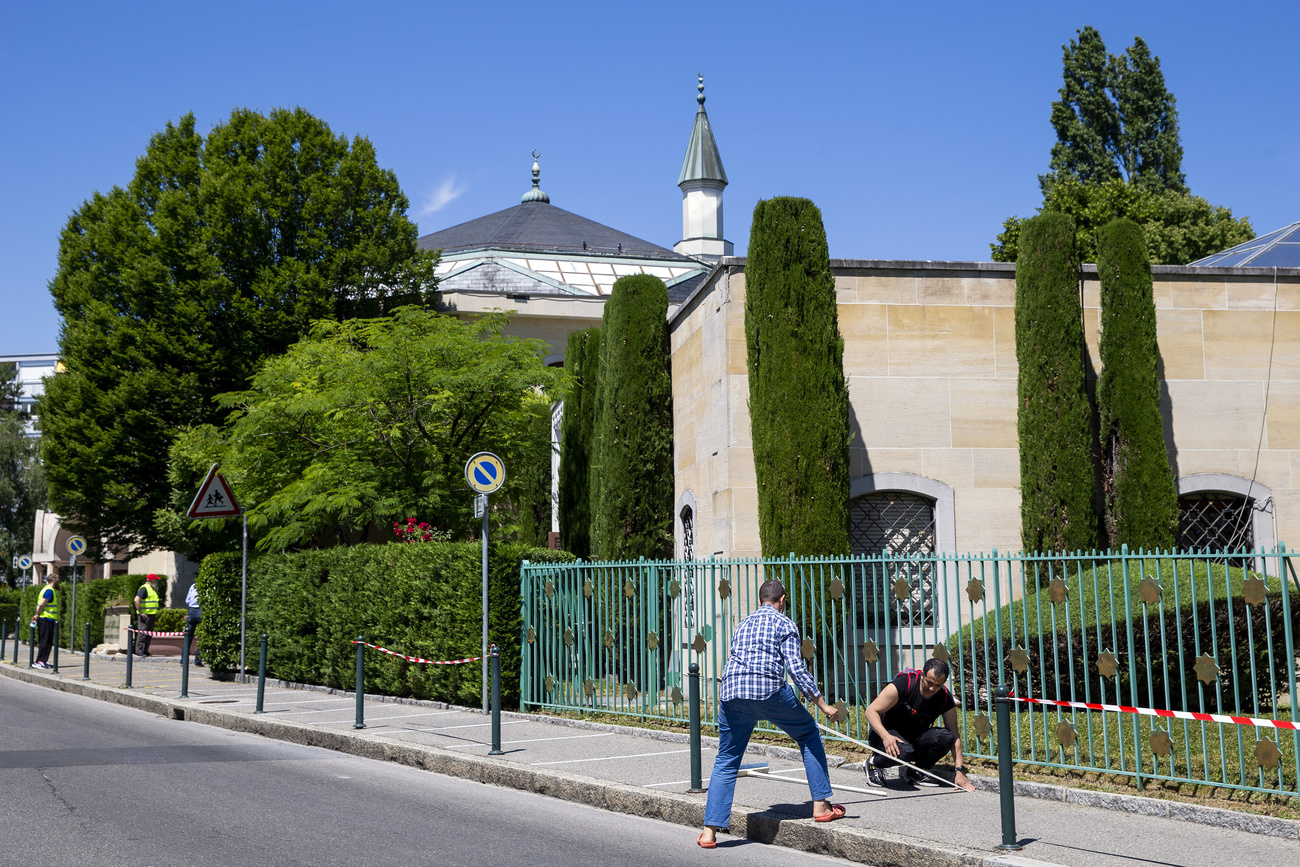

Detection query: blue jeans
(703, 685), (833, 829)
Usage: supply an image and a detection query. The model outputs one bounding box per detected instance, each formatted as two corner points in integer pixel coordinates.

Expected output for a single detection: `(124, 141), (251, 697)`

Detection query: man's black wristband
(954, 765), (966, 774)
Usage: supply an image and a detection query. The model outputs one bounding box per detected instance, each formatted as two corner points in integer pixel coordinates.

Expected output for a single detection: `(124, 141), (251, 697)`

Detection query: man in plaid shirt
(697, 579), (846, 849)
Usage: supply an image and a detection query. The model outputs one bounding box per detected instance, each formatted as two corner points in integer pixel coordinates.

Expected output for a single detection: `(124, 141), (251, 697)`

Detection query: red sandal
(696, 831), (717, 849)
(814, 803), (847, 822)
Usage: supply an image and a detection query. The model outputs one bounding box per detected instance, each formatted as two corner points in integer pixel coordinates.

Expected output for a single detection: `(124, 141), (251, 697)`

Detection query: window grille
(849, 492), (936, 627)
(1177, 491), (1254, 563)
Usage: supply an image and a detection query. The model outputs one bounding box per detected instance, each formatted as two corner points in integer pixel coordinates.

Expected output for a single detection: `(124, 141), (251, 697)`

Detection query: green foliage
(992, 177), (1254, 265)
(163, 307), (566, 551)
(0, 364), (45, 586)
(558, 327), (601, 558)
(195, 542), (572, 706)
(509, 401), (556, 547)
(1015, 213), (1098, 555)
(0, 586), (19, 630)
(590, 277), (674, 561)
(993, 28), (1252, 264)
(40, 108), (437, 558)
(744, 197), (851, 558)
(154, 608), (188, 632)
(1096, 219), (1178, 550)
(18, 573), (151, 649)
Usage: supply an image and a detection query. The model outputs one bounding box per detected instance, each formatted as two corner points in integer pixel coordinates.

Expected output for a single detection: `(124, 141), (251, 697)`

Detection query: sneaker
(193, 660), (204, 668)
(906, 768), (944, 787)
(864, 760), (887, 788)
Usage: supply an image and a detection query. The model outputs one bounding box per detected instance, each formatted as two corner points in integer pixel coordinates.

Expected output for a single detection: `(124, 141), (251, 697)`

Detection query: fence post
(82, 622), (91, 681)
(996, 683), (1020, 850)
(489, 644), (502, 754)
(181, 626), (191, 698)
(353, 636), (366, 730)
(688, 662), (704, 792)
(255, 634), (268, 714)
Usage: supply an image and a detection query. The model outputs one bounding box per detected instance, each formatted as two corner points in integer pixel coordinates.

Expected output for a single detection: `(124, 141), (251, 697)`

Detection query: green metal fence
(520, 546), (1299, 797)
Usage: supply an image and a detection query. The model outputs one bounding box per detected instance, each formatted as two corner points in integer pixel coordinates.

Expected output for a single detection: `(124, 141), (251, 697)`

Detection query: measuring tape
(350, 640), (482, 666)
(1009, 695), (1299, 731)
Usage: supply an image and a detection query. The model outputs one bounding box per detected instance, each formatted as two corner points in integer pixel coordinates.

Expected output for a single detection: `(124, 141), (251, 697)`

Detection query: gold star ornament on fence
(1097, 650), (1119, 678)
(544, 580), (555, 598)
(623, 580), (636, 598)
(624, 682), (638, 701)
(544, 674), (554, 693)
(1047, 578), (1068, 604)
(931, 642), (950, 662)
(526, 627), (536, 644)
(971, 714), (992, 741)
(801, 639), (816, 659)
(603, 629), (615, 648)
(1242, 577), (1267, 607)
(966, 578), (985, 603)
(1150, 729), (1173, 757)
(563, 628), (574, 647)
(828, 578), (845, 601)
(647, 631), (659, 650)
(693, 634), (708, 654)
(893, 577), (912, 601)
(1138, 578), (1162, 606)
(718, 578), (731, 600)
(1056, 721), (1076, 749)
(583, 579), (593, 597)
(1194, 654), (1220, 685)
(668, 579), (680, 599)
(583, 678), (595, 698)
(670, 685), (683, 706)
(1256, 739), (1282, 769)
(1009, 646), (1030, 673)
(861, 640), (879, 663)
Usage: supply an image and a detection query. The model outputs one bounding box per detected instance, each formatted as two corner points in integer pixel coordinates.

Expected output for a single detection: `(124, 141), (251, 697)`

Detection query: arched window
(850, 490), (937, 627)
(1176, 474), (1274, 565)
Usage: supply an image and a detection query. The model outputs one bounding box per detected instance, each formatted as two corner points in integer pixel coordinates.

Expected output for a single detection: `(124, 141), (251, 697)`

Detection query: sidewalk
(2, 644), (1296, 867)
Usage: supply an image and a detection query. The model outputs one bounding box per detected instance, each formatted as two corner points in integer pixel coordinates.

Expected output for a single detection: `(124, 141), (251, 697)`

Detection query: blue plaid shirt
(720, 604), (822, 702)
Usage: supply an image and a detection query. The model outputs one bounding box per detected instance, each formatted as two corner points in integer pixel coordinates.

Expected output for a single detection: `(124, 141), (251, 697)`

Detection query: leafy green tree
(1015, 212), (1098, 555)
(745, 197), (851, 558)
(1096, 218), (1178, 551)
(558, 327), (600, 558)
(590, 277), (674, 561)
(993, 27), (1251, 264)
(162, 307), (566, 552)
(40, 108), (437, 558)
(0, 365), (46, 586)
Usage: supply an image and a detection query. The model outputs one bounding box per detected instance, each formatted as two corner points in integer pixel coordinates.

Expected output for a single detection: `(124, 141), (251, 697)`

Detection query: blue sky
(2, 1), (1296, 355)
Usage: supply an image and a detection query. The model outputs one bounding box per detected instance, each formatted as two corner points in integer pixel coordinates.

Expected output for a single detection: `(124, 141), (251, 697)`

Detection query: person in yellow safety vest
(31, 572), (61, 670)
(134, 574), (164, 657)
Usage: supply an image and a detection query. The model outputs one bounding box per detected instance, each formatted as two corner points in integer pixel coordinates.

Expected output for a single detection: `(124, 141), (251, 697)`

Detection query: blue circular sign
(66, 536), (87, 557)
(18, 555), (32, 570)
(465, 452), (505, 494)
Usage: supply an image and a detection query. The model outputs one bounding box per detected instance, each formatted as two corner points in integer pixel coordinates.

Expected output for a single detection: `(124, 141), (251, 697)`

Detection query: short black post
(124, 632), (134, 689)
(52, 622), (60, 672)
(1, 619), (6, 662)
(353, 636), (366, 729)
(996, 684), (1021, 850)
(181, 626), (192, 698)
(82, 622), (91, 681)
(688, 662), (703, 792)
(488, 644), (503, 755)
(28, 621), (35, 667)
(255, 633), (268, 713)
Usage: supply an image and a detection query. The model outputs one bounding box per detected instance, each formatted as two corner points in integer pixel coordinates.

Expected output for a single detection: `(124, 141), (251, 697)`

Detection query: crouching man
(863, 658), (975, 791)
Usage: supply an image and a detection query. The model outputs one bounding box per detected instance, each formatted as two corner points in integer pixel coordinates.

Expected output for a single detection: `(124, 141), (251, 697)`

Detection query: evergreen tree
(41, 109), (436, 557)
(558, 327), (600, 558)
(1096, 218), (1178, 551)
(1015, 212), (1098, 555)
(994, 27), (1251, 264)
(590, 277), (673, 561)
(744, 197), (851, 558)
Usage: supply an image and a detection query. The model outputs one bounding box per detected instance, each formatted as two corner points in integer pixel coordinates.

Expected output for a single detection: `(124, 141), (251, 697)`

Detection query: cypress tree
(558, 327), (600, 557)
(590, 277), (673, 560)
(1096, 218), (1178, 550)
(1015, 212), (1098, 555)
(744, 197), (851, 557)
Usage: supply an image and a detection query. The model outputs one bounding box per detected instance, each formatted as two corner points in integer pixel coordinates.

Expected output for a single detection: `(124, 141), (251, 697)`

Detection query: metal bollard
(489, 645), (502, 754)
(82, 623), (91, 681)
(1, 619), (6, 662)
(181, 625), (192, 698)
(688, 662), (704, 792)
(996, 684), (1021, 850)
(353, 636), (366, 729)
(52, 623), (60, 672)
(125, 633), (134, 689)
(255, 634), (267, 713)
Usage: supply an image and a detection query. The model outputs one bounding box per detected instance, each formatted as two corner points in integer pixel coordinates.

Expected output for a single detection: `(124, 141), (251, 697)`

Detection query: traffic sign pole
(464, 452), (505, 716)
(65, 537), (87, 655)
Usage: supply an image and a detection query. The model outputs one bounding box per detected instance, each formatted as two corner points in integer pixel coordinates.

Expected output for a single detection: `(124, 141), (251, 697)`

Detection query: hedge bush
(196, 542), (572, 708)
(558, 326), (600, 558)
(0, 586), (19, 632)
(18, 574), (155, 648)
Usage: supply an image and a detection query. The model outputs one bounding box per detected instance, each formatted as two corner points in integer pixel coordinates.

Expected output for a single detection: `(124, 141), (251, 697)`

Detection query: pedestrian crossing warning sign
(187, 464), (243, 519)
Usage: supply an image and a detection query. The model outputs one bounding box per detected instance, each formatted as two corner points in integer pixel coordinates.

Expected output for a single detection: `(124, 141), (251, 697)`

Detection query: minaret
(674, 75), (732, 259)
(521, 150), (550, 203)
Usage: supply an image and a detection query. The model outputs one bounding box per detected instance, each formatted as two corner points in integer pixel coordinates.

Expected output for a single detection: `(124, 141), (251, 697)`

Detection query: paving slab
(2, 643), (1296, 867)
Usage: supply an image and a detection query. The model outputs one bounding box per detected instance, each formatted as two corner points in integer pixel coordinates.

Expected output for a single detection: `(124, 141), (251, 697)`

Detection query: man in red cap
(133, 574), (164, 656)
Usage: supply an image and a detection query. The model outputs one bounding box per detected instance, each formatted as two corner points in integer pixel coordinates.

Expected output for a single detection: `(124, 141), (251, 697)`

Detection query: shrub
(196, 542), (572, 707)
(0, 586), (19, 631)
(154, 608), (188, 632)
(590, 276), (674, 560)
(1015, 211), (1098, 556)
(558, 327), (600, 557)
(744, 197), (851, 559)
(1096, 217), (1177, 550)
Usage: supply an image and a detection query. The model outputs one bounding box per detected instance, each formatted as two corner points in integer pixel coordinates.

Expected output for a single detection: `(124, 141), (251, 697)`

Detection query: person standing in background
(134, 574), (163, 656)
(31, 572), (61, 669)
(185, 582), (203, 667)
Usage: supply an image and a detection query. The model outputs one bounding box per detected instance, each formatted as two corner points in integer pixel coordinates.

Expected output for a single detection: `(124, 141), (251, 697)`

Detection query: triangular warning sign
(187, 464), (243, 519)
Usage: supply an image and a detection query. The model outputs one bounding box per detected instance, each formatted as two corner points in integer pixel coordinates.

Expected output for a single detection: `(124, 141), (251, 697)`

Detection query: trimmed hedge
(18, 574), (156, 648)
(0, 587), (19, 632)
(196, 542), (572, 707)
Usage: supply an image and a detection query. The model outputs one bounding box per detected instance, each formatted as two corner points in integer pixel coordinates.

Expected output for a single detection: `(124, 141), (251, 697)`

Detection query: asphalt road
(0, 676), (839, 867)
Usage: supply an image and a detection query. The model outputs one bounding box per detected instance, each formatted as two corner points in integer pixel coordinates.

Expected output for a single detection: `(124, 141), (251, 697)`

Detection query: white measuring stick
(739, 766), (888, 797)
(815, 721), (968, 792)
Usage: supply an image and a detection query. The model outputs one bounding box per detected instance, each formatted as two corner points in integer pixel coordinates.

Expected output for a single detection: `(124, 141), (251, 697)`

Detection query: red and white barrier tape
(126, 627), (189, 637)
(350, 640), (481, 666)
(1010, 695), (1298, 731)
